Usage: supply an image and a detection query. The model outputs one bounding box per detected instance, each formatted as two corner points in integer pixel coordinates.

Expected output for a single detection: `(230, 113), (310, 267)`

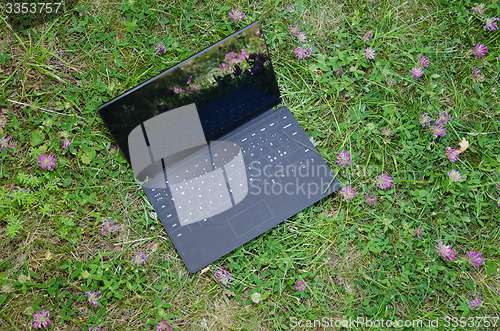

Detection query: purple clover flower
(335, 275), (345, 286)
(410, 66), (423, 79)
(381, 127), (394, 137)
(335, 67), (344, 76)
(58, 138), (71, 149)
(85, 290), (102, 308)
(473, 3), (485, 15)
(0, 135), (14, 151)
(294, 46), (312, 60)
(155, 319), (173, 331)
(435, 242), (457, 261)
(286, 6), (294, 13)
(467, 251), (484, 269)
(101, 218), (119, 236)
(447, 170), (462, 182)
(339, 186), (356, 201)
(33, 309), (50, 329)
(419, 113), (433, 127)
(472, 68), (485, 82)
(132, 253), (147, 267)
(386, 77), (396, 85)
(154, 42), (166, 56)
(414, 226), (423, 239)
(430, 124), (446, 138)
(446, 147), (459, 163)
(470, 296), (482, 308)
(471, 43), (487, 58)
(296, 31), (307, 43)
(37, 154), (57, 171)
(228, 8), (244, 23)
(485, 18), (499, 31)
(418, 55), (430, 67)
(295, 281), (306, 291)
(214, 267), (232, 288)
(109, 145), (118, 154)
(88, 326), (104, 331)
(288, 23), (300, 36)
(363, 47), (376, 60)
(436, 112), (451, 125)
(335, 150), (351, 167)
(365, 194), (376, 206)
(375, 174), (394, 189)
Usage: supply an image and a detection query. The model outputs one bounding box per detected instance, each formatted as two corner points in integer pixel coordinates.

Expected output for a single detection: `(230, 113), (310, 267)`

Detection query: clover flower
(286, 6), (294, 13)
(154, 42), (166, 56)
(33, 309), (50, 329)
(335, 150), (351, 167)
(447, 170), (462, 182)
(250, 292), (261, 303)
(418, 55), (430, 67)
(294, 46), (312, 60)
(419, 113), (433, 127)
(155, 319), (173, 331)
(214, 268), (232, 288)
(295, 281), (306, 291)
(470, 296), (482, 308)
(0, 284), (13, 293)
(288, 23), (300, 36)
(101, 218), (119, 236)
(363, 47), (376, 60)
(85, 290), (102, 308)
(381, 127), (394, 137)
(88, 326), (104, 331)
(446, 147), (459, 163)
(472, 68), (485, 82)
(132, 253), (147, 267)
(37, 154), (57, 171)
(410, 66), (423, 79)
(0, 135), (14, 151)
(436, 112), (451, 125)
(228, 8), (244, 22)
(340, 186), (356, 201)
(467, 251), (484, 269)
(414, 226), (423, 239)
(296, 31), (307, 43)
(471, 43), (487, 58)
(430, 124), (446, 138)
(485, 18), (499, 31)
(473, 3), (485, 15)
(365, 194), (376, 206)
(58, 138), (71, 149)
(375, 174), (394, 189)
(435, 242), (457, 261)
(386, 77), (396, 85)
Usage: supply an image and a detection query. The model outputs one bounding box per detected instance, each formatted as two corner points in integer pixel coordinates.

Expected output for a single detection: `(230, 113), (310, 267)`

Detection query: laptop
(98, 22), (340, 273)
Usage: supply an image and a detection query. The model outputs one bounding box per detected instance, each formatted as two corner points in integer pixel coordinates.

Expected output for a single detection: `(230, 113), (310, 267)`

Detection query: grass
(1, 0), (499, 330)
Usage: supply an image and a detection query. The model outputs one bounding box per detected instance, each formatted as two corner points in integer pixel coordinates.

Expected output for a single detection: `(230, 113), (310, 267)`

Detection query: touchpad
(227, 200), (274, 238)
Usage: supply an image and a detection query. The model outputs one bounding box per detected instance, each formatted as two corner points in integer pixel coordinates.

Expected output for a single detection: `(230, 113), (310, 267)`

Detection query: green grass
(1, 0), (499, 330)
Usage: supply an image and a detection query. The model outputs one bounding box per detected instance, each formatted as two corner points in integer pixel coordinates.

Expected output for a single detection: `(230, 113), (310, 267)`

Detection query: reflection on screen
(99, 22), (281, 164)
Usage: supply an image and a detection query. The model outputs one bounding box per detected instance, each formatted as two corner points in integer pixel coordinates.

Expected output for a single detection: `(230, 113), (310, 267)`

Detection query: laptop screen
(98, 22), (281, 164)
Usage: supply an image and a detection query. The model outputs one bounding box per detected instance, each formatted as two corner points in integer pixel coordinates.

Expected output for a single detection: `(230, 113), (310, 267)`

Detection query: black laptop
(98, 22), (340, 273)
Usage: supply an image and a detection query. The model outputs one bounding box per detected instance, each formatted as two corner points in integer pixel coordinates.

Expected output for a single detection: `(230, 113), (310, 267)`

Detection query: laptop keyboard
(143, 110), (317, 239)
